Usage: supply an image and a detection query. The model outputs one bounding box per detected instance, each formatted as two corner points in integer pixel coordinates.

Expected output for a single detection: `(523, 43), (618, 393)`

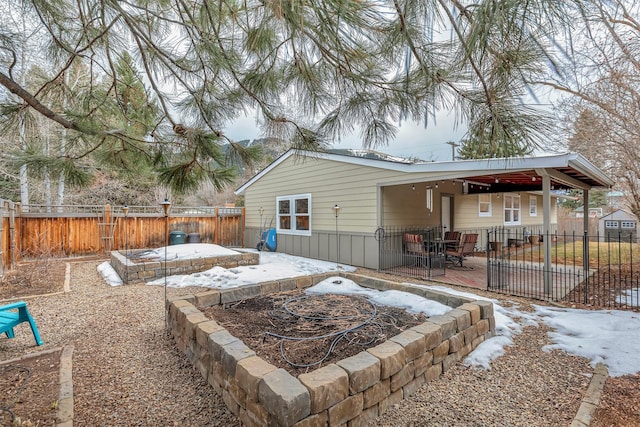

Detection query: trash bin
(169, 230), (187, 245)
(187, 233), (200, 243)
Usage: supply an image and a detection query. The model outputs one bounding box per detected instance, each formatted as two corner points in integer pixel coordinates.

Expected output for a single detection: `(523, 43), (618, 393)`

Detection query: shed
(599, 209), (638, 241)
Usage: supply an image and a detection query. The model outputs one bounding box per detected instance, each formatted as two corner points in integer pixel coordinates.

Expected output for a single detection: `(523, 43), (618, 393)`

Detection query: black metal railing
(486, 227), (640, 311)
(376, 225), (446, 280)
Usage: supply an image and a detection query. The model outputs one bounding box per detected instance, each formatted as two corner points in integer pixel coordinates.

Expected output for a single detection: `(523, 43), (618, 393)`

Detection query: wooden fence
(0, 201), (245, 275)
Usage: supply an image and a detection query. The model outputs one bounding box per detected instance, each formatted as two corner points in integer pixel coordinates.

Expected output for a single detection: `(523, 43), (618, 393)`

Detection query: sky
(225, 110), (468, 161)
(98, 243), (640, 377)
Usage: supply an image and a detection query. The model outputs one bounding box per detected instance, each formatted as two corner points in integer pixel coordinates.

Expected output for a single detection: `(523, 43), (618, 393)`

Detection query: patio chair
(445, 233), (478, 268)
(403, 233), (429, 267)
(0, 301), (44, 346)
(443, 230), (461, 251)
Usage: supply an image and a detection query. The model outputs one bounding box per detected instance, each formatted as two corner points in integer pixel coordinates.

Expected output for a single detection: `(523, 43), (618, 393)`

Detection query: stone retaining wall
(110, 250), (259, 284)
(167, 272), (496, 427)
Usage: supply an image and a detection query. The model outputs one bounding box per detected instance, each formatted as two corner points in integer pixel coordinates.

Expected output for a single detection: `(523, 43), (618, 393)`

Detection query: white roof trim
(235, 150), (614, 194)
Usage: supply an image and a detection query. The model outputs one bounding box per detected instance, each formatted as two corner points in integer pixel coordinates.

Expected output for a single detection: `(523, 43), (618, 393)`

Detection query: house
(235, 150), (614, 270)
(575, 206), (604, 218)
(599, 209), (638, 241)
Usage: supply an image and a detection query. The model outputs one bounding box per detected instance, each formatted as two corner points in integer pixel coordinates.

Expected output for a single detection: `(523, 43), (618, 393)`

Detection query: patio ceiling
(463, 167), (598, 194)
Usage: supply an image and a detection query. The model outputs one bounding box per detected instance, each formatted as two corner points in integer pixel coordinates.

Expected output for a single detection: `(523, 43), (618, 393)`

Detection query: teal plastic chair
(0, 301), (43, 346)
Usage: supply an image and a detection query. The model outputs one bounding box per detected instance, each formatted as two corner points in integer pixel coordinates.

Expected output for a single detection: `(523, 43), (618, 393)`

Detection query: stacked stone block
(110, 250), (259, 284)
(167, 272), (496, 427)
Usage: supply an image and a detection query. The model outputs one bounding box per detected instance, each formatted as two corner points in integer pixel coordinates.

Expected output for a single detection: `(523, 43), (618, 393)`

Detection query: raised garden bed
(167, 273), (496, 427)
(110, 249), (259, 284)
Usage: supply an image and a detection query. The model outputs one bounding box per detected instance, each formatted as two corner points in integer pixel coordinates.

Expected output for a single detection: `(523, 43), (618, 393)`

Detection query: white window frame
(504, 194), (521, 225)
(276, 193), (312, 236)
(621, 221), (635, 229)
(529, 196), (537, 217)
(604, 220), (618, 229)
(478, 194), (492, 217)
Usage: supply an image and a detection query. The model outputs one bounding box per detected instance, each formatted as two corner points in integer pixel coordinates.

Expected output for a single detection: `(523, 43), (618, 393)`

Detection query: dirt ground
(202, 287), (427, 376)
(0, 261), (67, 426)
(0, 350), (60, 426)
(1, 259), (639, 426)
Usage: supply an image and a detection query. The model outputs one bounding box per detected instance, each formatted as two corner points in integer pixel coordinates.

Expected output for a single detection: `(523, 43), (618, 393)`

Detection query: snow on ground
(616, 289), (639, 307)
(145, 250), (356, 289)
(535, 306), (640, 377)
(97, 248), (640, 376)
(97, 261), (122, 286)
(307, 277), (452, 317)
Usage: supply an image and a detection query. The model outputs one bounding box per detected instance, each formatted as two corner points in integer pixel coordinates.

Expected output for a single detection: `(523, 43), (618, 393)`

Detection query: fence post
(9, 201), (17, 270)
(583, 230), (589, 304)
(486, 229), (491, 290)
(241, 207), (245, 248)
(214, 207), (219, 245)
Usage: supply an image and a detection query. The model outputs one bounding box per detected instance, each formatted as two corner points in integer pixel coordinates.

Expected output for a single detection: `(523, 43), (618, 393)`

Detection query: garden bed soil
(0, 260), (66, 300)
(202, 289), (428, 376)
(0, 350), (60, 426)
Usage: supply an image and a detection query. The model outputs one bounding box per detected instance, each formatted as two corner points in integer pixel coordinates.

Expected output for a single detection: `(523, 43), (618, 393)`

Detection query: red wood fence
(0, 201), (245, 275)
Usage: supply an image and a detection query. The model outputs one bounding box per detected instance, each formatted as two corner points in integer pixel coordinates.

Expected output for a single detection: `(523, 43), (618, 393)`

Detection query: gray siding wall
(245, 226), (379, 269)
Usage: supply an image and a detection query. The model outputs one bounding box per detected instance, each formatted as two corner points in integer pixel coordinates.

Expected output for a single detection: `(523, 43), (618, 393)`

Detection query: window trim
(529, 196), (537, 217)
(504, 194), (521, 225)
(276, 193), (312, 236)
(478, 194), (492, 217)
(621, 221), (635, 229)
(604, 220), (618, 229)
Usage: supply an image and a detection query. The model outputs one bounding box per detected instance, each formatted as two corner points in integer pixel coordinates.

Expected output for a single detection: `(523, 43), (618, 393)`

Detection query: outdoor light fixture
(122, 205), (129, 285)
(160, 198), (171, 330)
(532, 176), (537, 182)
(495, 177), (500, 183)
(259, 206), (264, 217)
(411, 184), (415, 191)
(435, 183), (439, 189)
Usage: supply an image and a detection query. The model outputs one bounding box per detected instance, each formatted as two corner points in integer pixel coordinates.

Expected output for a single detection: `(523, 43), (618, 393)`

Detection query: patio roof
(235, 150), (614, 194)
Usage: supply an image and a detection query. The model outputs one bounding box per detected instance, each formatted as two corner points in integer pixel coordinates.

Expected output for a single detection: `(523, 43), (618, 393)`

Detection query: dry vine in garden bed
(203, 288), (427, 376)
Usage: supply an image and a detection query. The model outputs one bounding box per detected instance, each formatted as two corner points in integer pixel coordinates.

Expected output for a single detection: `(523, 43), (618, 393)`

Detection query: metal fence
(487, 227), (640, 311)
(376, 225), (446, 280)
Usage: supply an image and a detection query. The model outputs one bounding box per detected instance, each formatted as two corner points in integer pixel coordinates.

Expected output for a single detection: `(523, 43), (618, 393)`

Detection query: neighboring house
(599, 209), (638, 241)
(235, 150), (613, 269)
(575, 206), (604, 218)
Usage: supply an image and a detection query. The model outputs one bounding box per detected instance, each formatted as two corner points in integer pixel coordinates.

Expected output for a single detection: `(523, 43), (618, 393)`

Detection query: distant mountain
(326, 148), (426, 164)
(226, 139), (425, 165)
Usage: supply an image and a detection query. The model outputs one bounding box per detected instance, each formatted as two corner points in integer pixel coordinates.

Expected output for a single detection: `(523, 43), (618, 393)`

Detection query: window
(478, 194), (492, 217)
(621, 221), (636, 229)
(504, 194), (521, 225)
(426, 188), (433, 211)
(605, 220), (618, 229)
(529, 196), (537, 217)
(277, 194), (311, 236)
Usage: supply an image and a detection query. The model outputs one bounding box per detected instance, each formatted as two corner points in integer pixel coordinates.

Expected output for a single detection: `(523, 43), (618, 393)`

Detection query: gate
(487, 228), (640, 310)
(377, 225), (446, 280)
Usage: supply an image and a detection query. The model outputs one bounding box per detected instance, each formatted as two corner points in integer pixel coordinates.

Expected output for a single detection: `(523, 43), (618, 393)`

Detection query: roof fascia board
(234, 150), (296, 194)
(567, 157), (615, 187)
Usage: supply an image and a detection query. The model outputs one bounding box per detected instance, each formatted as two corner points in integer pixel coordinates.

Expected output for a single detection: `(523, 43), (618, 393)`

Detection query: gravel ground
(1, 260), (594, 426)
